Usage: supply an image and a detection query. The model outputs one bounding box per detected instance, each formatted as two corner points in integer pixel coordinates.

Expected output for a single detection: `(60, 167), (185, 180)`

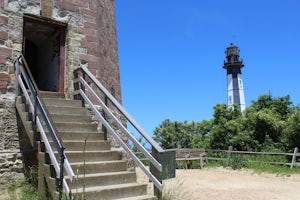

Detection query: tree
(251, 94), (293, 120)
(246, 95), (292, 151)
(246, 109), (283, 146)
(283, 109), (300, 150)
(209, 104), (243, 149)
(153, 119), (193, 149)
(153, 94), (297, 152)
(153, 119), (212, 149)
(190, 120), (212, 148)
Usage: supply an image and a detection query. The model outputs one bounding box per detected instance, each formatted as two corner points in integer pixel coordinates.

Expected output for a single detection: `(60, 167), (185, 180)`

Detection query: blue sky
(114, 0), (300, 136)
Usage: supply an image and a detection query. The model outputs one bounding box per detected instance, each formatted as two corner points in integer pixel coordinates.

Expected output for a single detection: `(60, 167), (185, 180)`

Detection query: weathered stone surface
(0, 151), (23, 175)
(0, 0), (123, 188)
(40, 0), (53, 18)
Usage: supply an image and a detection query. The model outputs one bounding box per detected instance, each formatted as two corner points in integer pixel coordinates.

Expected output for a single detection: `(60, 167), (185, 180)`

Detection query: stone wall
(0, 0), (121, 100)
(0, 0), (122, 185)
(0, 99), (23, 184)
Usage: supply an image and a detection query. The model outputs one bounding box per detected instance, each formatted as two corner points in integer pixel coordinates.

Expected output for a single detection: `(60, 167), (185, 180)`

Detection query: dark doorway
(23, 15), (66, 94)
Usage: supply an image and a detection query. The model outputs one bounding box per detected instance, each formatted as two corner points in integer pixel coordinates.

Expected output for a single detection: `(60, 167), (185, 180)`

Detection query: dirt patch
(136, 167), (300, 200)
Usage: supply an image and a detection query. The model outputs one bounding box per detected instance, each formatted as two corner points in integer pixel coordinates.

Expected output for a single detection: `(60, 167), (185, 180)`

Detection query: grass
(202, 150), (300, 175)
(248, 162), (300, 175)
(204, 159), (300, 176)
(4, 180), (40, 200)
(160, 174), (192, 200)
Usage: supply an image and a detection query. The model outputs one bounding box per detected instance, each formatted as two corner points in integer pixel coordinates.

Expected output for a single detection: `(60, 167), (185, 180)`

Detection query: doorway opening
(23, 15), (66, 94)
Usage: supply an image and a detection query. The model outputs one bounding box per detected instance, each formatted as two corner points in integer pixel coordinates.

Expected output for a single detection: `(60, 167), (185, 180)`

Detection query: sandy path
(136, 167), (300, 200)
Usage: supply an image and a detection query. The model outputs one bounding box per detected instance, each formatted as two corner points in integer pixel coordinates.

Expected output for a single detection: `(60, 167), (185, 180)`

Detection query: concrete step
(40, 93), (65, 99)
(46, 130), (103, 141)
(43, 98), (82, 108)
(115, 195), (158, 200)
(70, 160), (128, 174)
(72, 183), (148, 200)
(57, 150), (122, 163)
(51, 140), (111, 151)
(67, 171), (136, 189)
(15, 97), (32, 120)
(50, 113), (94, 123)
(43, 122), (98, 132)
(45, 106), (89, 116)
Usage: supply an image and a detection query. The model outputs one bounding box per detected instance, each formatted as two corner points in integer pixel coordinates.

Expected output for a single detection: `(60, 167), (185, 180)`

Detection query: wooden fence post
(290, 147), (298, 169)
(228, 146), (233, 161)
(200, 154), (204, 169)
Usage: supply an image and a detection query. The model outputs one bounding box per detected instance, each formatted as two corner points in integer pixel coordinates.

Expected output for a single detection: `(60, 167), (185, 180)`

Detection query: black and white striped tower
(223, 43), (246, 112)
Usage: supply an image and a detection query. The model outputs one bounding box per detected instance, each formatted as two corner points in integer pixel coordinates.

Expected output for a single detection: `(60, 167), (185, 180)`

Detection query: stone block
(0, 81), (7, 89)
(0, 47), (12, 57)
(0, 57), (7, 64)
(0, 72), (10, 81)
(41, 0), (53, 18)
(0, 31), (8, 40)
(0, 16), (8, 24)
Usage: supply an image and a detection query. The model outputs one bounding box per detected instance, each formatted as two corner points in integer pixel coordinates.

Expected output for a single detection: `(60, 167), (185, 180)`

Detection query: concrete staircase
(16, 96), (157, 200)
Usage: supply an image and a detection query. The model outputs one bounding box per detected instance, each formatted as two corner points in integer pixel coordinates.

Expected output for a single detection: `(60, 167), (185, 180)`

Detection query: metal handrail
(74, 66), (164, 191)
(15, 55), (75, 197)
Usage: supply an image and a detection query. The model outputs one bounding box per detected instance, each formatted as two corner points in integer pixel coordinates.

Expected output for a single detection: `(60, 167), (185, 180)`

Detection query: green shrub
(222, 154), (248, 170)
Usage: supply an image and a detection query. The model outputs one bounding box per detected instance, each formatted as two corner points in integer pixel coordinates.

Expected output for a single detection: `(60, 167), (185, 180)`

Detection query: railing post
(290, 147), (298, 169)
(74, 68), (85, 107)
(59, 151), (65, 199)
(151, 147), (162, 199)
(102, 96), (108, 140)
(15, 58), (20, 96)
(228, 146), (233, 161)
(73, 69), (80, 100)
(32, 93), (38, 150)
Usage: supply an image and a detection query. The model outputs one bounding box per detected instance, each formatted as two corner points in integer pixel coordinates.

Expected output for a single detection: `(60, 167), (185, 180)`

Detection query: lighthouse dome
(225, 43), (240, 57)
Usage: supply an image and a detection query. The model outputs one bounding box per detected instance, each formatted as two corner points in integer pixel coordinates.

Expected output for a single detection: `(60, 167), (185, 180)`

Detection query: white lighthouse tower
(223, 43), (246, 112)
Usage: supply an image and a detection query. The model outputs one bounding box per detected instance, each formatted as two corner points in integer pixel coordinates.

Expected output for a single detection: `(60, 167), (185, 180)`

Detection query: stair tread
(46, 130), (100, 133)
(46, 104), (83, 108)
(56, 150), (117, 153)
(115, 195), (157, 200)
(43, 98), (80, 102)
(50, 140), (107, 142)
(73, 182), (147, 192)
(71, 160), (126, 165)
(50, 113), (91, 117)
(47, 121), (97, 125)
(66, 171), (135, 179)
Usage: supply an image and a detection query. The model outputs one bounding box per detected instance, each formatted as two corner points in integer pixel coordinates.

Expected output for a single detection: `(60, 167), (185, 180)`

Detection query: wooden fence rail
(135, 147), (300, 169)
(205, 147), (299, 168)
(176, 146), (300, 168)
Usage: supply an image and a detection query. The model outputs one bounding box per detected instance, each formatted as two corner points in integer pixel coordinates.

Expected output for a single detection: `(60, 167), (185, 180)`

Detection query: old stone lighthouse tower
(0, 0), (121, 182)
(223, 43), (246, 112)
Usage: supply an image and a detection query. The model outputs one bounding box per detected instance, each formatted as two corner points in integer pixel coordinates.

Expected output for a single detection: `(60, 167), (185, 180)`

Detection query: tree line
(153, 94), (300, 152)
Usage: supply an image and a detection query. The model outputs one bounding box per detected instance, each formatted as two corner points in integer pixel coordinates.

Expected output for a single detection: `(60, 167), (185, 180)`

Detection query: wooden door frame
(22, 14), (66, 95)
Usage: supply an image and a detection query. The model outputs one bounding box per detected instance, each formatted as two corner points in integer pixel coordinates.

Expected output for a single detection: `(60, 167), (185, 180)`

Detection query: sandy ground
(136, 167), (300, 200)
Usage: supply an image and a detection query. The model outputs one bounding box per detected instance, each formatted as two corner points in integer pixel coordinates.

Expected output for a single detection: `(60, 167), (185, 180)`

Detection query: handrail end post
(151, 148), (162, 198)
(73, 68), (83, 103)
(150, 148), (176, 198)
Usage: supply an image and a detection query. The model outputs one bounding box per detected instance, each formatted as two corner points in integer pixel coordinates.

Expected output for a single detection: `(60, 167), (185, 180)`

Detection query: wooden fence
(176, 146), (300, 168)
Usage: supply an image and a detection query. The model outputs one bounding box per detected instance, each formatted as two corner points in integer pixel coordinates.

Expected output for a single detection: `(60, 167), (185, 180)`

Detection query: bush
(223, 154), (248, 170)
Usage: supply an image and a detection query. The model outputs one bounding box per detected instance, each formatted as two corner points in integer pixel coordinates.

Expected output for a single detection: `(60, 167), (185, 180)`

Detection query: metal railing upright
(74, 66), (175, 195)
(15, 55), (75, 198)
